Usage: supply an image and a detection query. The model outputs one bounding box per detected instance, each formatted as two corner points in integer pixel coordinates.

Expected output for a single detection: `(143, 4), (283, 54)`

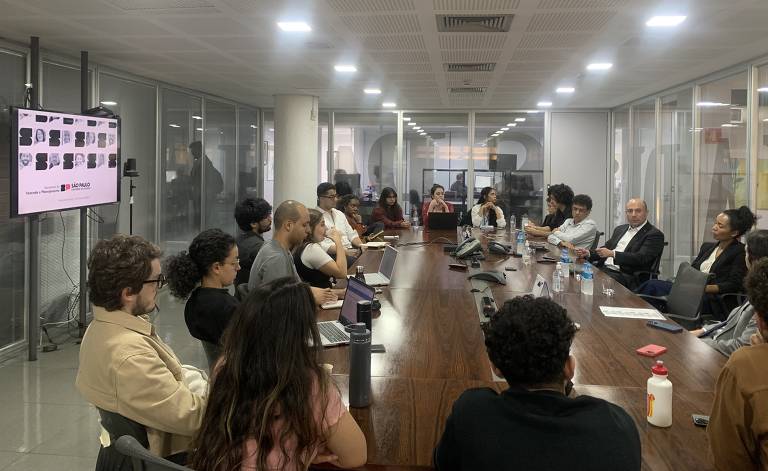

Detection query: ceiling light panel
(646, 16), (687, 27)
(586, 62), (613, 70)
(334, 64), (357, 72)
(277, 21), (311, 32)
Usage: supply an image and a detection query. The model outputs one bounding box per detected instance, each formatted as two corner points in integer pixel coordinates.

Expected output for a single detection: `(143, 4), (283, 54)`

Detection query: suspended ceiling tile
(362, 35), (426, 50)
(433, 0), (520, 10)
(506, 61), (564, 71)
(517, 32), (594, 48)
(326, 0), (416, 12)
(105, 0), (215, 10)
(536, 0), (627, 8)
(383, 63), (433, 72)
(76, 18), (175, 35)
(369, 51), (431, 63)
(510, 49), (572, 61)
(340, 14), (421, 34)
(526, 10), (616, 32)
(155, 16), (265, 35)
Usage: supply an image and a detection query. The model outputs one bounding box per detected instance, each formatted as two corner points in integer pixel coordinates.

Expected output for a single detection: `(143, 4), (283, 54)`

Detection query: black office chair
(114, 436), (192, 471)
(632, 241), (669, 287)
(638, 262), (709, 328)
(96, 408), (148, 471)
(590, 231), (604, 251)
(200, 340), (221, 370)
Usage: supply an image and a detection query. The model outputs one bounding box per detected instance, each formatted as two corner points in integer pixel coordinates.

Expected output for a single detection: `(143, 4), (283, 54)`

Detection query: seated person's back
(434, 296), (640, 471)
(233, 197), (272, 286)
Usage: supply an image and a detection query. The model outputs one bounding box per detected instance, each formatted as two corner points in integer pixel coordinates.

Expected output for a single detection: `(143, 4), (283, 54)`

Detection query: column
(273, 94), (319, 206)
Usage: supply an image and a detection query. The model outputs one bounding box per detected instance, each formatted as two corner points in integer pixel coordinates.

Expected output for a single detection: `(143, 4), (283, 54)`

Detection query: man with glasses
(576, 198), (664, 289)
(316, 182), (363, 256)
(547, 194), (598, 250)
(76, 234), (206, 460)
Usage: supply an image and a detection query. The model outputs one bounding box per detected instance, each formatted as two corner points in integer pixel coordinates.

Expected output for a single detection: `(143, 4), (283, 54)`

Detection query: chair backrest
(590, 231), (604, 251)
(96, 408), (148, 471)
(200, 340), (221, 370)
(235, 283), (250, 301)
(114, 436), (192, 471)
(666, 262), (709, 320)
(649, 241), (669, 276)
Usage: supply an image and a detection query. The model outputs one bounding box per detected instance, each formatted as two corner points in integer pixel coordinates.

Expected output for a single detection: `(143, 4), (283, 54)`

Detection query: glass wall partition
(404, 113), (468, 221)
(696, 71), (749, 248)
(659, 89), (694, 276)
(263, 111), (274, 205)
(474, 112), (545, 225)
(319, 111), (329, 186)
(611, 106), (630, 229)
(203, 99), (236, 233)
(97, 74), (157, 241)
(159, 89), (202, 253)
(631, 99), (657, 208)
(756, 64), (768, 229)
(238, 107), (260, 201)
(0, 50), (27, 351)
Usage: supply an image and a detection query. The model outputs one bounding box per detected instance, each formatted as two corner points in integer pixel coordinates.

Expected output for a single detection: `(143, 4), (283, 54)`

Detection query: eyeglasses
(143, 274), (167, 290)
(225, 258), (240, 268)
(320, 194), (338, 199)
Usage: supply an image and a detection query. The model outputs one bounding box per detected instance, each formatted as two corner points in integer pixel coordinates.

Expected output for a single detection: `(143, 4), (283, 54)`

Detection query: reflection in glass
(474, 113), (545, 225)
(632, 99), (656, 205)
(203, 99), (236, 233)
(263, 111), (274, 205)
(756, 65), (768, 228)
(238, 107), (259, 201)
(612, 107), (630, 229)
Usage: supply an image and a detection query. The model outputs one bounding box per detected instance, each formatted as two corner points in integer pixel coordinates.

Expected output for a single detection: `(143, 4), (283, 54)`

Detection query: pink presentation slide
(15, 109), (119, 216)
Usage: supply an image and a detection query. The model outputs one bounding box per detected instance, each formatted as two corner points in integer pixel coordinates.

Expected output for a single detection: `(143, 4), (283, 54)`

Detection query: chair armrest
(637, 294), (668, 312)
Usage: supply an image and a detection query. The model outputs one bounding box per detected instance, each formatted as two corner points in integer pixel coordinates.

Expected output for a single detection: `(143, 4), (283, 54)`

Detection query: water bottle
(411, 209), (419, 229)
(647, 360), (672, 427)
(508, 214), (516, 232)
(521, 213), (529, 229)
(349, 323), (371, 408)
(522, 241), (531, 265)
(580, 262), (593, 295)
(552, 262), (563, 292)
(516, 230), (525, 255)
(356, 300), (372, 331)
(559, 250), (571, 279)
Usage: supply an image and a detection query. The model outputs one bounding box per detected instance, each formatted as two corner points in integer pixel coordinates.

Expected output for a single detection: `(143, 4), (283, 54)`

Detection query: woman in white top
(471, 187), (506, 229)
(294, 209), (348, 289)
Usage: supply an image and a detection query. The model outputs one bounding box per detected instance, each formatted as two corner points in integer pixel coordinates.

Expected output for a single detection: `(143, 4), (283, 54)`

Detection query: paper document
(362, 241), (388, 248)
(599, 306), (666, 320)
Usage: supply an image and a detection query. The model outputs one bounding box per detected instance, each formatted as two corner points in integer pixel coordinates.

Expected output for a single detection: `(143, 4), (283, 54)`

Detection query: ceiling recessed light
(501, 127), (509, 131)
(414, 127), (422, 130)
(509, 123), (517, 127)
(100, 100), (117, 106)
(408, 122), (417, 126)
(334, 64), (357, 73)
(169, 124), (181, 128)
(196, 127), (203, 131)
(586, 63), (613, 71)
(250, 124), (257, 129)
(515, 118), (526, 122)
(382, 102), (397, 108)
(763, 118), (768, 122)
(277, 21), (311, 32)
(527, 110), (541, 114)
(192, 115), (202, 120)
(556, 87), (575, 94)
(646, 15), (687, 27)
(758, 87), (768, 92)
(402, 117), (411, 121)
(537, 101), (553, 107)
(697, 101), (729, 107)
(721, 123), (738, 127)
(364, 88), (381, 94)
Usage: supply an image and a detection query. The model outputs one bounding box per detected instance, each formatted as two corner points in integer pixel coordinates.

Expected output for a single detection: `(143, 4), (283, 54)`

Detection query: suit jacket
(591, 222), (665, 277)
(691, 241), (747, 295)
(702, 302), (756, 357)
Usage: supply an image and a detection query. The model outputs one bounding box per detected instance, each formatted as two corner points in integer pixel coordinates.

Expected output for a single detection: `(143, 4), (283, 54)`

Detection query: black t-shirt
(234, 231), (265, 287)
(184, 287), (239, 345)
(434, 387), (641, 471)
(546, 206), (572, 230)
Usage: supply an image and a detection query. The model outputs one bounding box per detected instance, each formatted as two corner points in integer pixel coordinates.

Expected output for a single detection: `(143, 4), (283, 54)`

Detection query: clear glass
(332, 112), (397, 197)
(631, 99), (657, 205)
(696, 71), (749, 248)
(0, 51), (27, 349)
(203, 99), (236, 233)
(473, 112), (545, 225)
(756, 65), (768, 229)
(237, 106), (259, 201)
(97, 73), (157, 240)
(404, 113), (468, 221)
(659, 89), (694, 276)
(159, 88), (202, 253)
(611, 106), (630, 229)
(263, 111), (274, 205)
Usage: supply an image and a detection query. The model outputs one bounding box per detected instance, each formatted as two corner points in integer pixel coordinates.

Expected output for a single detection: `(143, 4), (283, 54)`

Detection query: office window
(659, 89), (694, 276)
(474, 112), (545, 225)
(611, 106), (630, 229)
(159, 89), (202, 253)
(696, 71), (749, 248)
(404, 113), (468, 220)
(0, 50), (27, 350)
(97, 73), (156, 240)
(631, 99), (657, 207)
(238, 106), (259, 201)
(203, 99), (236, 233)
(757, 64), (768, 228)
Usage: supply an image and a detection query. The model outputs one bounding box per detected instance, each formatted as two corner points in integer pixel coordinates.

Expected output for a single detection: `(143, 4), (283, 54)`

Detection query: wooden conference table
(317, 228), (726, 471)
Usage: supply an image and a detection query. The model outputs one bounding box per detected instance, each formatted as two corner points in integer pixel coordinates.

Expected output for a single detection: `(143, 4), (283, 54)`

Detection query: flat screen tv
(10, 107), (121, 217)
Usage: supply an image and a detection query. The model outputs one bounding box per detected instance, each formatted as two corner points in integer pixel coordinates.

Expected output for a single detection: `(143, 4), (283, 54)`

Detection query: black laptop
(428, 212), (459, 230)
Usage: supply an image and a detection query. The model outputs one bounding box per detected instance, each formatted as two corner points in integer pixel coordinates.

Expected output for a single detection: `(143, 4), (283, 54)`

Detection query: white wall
(549, 112), (610, 235)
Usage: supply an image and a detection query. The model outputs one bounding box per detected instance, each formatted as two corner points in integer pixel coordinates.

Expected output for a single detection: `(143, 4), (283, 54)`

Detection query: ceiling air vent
(448, 87), (487, 94)
(436, 15), (513, 33)
(445, 63), (496, 72)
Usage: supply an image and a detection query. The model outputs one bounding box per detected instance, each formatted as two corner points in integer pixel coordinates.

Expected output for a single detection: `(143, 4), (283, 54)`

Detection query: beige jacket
(76, 306), (206, 457)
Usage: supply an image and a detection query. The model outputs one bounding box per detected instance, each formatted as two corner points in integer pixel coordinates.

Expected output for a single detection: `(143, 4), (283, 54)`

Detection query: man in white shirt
(547, 194), (598, 250)
(576, 198), (664, 289)
(316, 182), (363, 256)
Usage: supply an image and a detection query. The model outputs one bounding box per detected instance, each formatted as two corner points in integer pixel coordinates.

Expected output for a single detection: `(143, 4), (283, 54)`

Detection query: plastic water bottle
(411, 209), (419, 229)
(559, 249), (571, 276)
(521, 213), (529, 229)
(522, 241), (531, 265)
(647, 360), (672, 427)
(508, 214), (516, 232)
(349, 323), (371, 408)
(516, 230), (525, 256)
(580, 262), (593, 295)
(552, 262), (563, 292)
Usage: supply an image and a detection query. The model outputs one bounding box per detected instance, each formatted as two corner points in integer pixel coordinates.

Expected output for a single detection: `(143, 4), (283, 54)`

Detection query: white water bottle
(647, 360), (672, 427)
(522, 241), (531, 265)
(580, 262), (593, 295)
(552, 263), (563, 292)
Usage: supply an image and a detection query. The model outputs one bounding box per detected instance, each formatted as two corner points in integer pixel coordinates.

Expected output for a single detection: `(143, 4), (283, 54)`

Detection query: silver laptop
(363, 245), (398, 286)
(317, 277), (375, 347)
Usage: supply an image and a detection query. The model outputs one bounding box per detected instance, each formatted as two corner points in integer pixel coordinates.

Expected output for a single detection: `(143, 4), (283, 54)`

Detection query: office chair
(200, 340), (221, 370)
(632, 241), (668, 287)
(638, 262), (709, 328)
(114, 436), (192, 471)
(590, 231), (604, 251)
(96, 408), (148, 471)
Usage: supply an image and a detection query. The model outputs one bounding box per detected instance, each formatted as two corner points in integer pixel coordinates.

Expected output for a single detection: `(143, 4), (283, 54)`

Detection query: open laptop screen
(340, 277), (375, 325)
(379, 246), (398, 279)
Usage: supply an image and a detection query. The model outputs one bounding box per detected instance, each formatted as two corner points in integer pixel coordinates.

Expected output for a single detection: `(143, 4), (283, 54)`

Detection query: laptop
(364, 245), (398, 286)
(428, 212), (459, 230)
(317, 277), (375, 347)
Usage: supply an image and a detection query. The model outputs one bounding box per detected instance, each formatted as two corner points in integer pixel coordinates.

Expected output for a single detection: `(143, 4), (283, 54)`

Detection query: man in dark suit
(576, 198), (664, 289)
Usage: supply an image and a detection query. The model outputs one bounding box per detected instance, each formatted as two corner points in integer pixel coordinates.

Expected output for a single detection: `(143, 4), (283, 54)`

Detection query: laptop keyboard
(365, 273), (387, 285)
(318, 322), (349, 344)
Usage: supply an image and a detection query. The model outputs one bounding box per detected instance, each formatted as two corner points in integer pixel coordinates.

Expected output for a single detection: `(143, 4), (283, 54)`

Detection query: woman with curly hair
(165, 228), (240, 347)
(189, 277), (367, 470)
